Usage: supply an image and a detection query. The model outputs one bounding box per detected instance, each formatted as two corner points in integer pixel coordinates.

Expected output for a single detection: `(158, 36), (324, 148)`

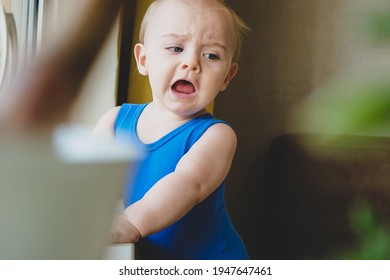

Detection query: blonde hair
(139, 0), (250, 62)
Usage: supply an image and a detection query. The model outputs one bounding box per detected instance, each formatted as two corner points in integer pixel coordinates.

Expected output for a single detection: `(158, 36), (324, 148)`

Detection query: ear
(220, 63), (238, 91)
(134, 43), (148, 76)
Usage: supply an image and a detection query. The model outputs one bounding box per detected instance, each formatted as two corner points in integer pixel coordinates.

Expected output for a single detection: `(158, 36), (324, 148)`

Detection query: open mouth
(171, 80), (196, 95)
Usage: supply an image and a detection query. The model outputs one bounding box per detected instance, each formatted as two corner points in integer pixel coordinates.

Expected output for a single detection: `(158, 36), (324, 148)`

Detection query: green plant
(299, 7), (390, 142)
(299, 6), (390, 259)
(337, 200), (390, 259)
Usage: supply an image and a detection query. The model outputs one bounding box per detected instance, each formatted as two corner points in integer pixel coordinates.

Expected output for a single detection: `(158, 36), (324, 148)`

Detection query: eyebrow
(208, 42), (228, 51)
(161, 33), (228, 51)
(161, 33), (187, 39)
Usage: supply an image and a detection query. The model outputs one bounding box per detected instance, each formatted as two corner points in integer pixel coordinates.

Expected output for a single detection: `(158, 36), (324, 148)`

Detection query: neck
(148, 102), (208, 122)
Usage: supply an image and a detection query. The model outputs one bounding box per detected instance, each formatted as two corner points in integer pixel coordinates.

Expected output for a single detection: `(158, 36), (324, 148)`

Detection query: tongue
(173, 80), (195, 94)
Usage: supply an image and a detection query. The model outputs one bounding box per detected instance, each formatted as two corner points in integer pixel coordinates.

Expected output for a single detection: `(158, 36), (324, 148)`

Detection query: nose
(181, 52), (201, 73)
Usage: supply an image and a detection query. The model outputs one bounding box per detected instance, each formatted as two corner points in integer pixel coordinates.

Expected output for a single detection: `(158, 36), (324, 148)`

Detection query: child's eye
(204, 53), (219, 60)
(167, 46), (184, 53)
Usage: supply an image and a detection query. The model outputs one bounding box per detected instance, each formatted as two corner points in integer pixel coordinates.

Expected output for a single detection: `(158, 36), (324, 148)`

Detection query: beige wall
(216, 0), (390, 259)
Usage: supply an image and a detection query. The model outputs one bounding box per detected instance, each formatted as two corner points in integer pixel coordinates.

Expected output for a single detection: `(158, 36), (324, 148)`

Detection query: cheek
(147, 64), (173, 91)
(208, 66), (231, 86)
(209, 66), (234, 92)
(147, 63), (161, 77)
(203, 75), (226, 95)
(148, 55), (173, 75)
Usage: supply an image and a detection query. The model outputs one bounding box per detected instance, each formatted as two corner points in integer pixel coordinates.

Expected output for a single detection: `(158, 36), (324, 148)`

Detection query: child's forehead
(140, 0), (247, 62)
(147, 0), (234, 36)
(158, 1), (228, 16)
(155, 0), (226, 11)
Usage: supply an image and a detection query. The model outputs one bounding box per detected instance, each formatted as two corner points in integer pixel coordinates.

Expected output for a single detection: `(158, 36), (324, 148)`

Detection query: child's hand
(110, 214), (141, 244)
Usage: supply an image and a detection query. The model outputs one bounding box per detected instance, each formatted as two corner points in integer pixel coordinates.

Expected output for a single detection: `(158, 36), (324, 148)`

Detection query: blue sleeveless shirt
(114, 103), (249, 260)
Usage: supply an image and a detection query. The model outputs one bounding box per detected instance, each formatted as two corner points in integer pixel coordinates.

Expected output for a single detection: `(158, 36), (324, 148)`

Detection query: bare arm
(112, 123), (237, 243)
(90, 106), (121, 139)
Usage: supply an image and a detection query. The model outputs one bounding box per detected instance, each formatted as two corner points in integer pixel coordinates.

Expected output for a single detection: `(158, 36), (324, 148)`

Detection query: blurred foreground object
(0, 0), (141, 260)
(297, 5), (390, 145)
(298, 79), (390, 144)
(0, 124), (138, 259)
(0, 0), (124, 130)
(283, 5), (390, 259)
(339, 199), (390, 259)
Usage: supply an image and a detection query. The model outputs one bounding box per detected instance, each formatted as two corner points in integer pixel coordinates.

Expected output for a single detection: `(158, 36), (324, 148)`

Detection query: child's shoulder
(100, 106), (122, 123)
(90, 106), (122, 137)
(200, 120), (237, 148)
(207, 121), (236, 138)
